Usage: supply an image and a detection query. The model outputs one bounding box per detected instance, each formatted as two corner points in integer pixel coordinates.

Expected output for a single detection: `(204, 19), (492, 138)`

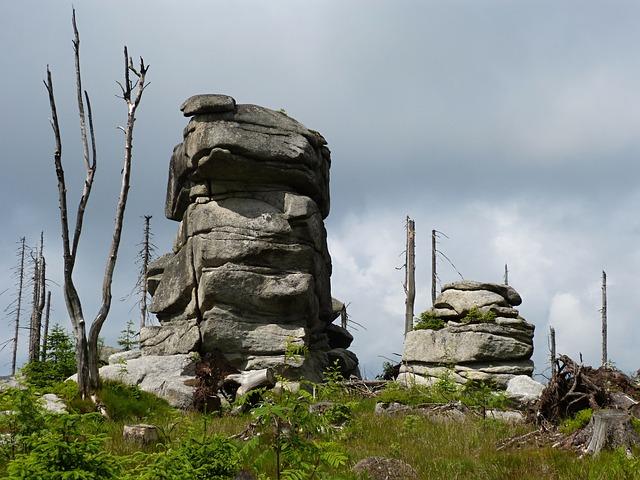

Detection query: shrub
(414, 311), (446, 330)
(22, 324), (76, 388)
(461, 307), (496, 324)
(127, 435), (240, 480)
(5, 415), (119, 480)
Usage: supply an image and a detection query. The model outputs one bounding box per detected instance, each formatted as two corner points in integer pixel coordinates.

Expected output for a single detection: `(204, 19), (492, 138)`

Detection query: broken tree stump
(223, 368), (276, 398)
(584, 409), (640, 456)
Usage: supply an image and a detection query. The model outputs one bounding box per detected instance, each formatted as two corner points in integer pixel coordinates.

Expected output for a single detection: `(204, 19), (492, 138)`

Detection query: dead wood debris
(536, 355), (640, 424)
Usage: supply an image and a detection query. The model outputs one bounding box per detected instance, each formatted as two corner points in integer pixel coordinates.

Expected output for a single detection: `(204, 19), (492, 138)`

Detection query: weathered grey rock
(325, 323), (353, 349)
(352, 457), (419, 480)
(140, 321), (201, 355)
(0, 377), (23, 391)
(404, 281), (533, 388)
(123, 424), (159, 444)
(146, 95), (358, 391)
(96, 354), (198, 408)
(327, 348), (360, 378)
(403, 329), (533, 364)
(396, 372), (438, 387)
(454, 360), (534, 376)
(41, 394), (67, 414)
(180, 94), (236, 116)
(443, 280), (522, 306)
(200, 313), (306, 356)
(485, 409), (525, 423)
(108, 350), (142, 365)
(435, 289), (508, 314)
(444, 322), (534, 344)
(506, 375), (545, 403)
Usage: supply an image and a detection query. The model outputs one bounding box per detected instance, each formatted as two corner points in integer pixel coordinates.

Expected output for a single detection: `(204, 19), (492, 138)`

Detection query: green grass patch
(559, 408), (593, 434)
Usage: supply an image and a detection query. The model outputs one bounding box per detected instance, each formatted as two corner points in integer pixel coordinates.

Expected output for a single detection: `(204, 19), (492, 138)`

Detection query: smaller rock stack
(399, 281), (535, 388)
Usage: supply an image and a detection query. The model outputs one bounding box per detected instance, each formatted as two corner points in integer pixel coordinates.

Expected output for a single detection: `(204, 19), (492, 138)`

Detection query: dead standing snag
(45, 9), (149, 397)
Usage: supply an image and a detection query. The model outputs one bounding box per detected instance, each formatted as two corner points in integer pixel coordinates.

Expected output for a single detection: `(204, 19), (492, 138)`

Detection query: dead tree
(431, 229), (436, 306)
(584, 409), (640, 456)
(601, 270), (607, 367)
(138, 215), (154, 331)
(28, 232), (46, 363)
(40, 291), (52, 362)
(550, 329), (557, 377)
(430, 230), (464, 303)
(10, 237), (26, 375)
(45, 9), (149, 397)
(404, 217), (415, 335)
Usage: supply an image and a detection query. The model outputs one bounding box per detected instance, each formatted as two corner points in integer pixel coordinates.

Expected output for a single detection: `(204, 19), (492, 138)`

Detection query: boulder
(180, 94), (236, 116)
(96, 354), (198, 408)
(352, 457), (419, 480)
(442, 280), (522, 306)
(108, 350), (142, 364)
(41, 393), (67, 414)
(140, 321), (201, 355)
(506, 375), (545, 403)
(403, 329), (533, 364)
(435, 289), (508, 314)
(325, 323), (353, 349)
(123, 424), (159, 445)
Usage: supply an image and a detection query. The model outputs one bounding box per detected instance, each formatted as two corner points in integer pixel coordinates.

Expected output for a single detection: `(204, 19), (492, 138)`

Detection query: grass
(3, 380), (640, 479)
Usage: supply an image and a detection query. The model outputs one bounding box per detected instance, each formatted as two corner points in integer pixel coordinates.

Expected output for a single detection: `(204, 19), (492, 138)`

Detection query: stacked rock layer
(143, 94), (358, 382)
(399, 281), (534, 388)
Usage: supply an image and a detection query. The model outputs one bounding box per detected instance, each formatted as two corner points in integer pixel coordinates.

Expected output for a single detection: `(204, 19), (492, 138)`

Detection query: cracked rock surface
(399, 281), (535, 388)
(140, 95), (358, 384)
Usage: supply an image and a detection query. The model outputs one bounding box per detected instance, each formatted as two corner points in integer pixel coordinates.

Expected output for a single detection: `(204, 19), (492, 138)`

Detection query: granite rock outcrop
(398, 281), (534, 388)
(141, 94), (358, 383)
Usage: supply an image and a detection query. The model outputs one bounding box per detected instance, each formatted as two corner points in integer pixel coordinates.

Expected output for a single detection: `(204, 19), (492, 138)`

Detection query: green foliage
(560, 408), (593, 434)
(22, 324), (76, 388)
(318, 360), (345, 401)
(284, 340), (308, 363)
(97, 381), (172, 421)
(124, 435), (240, 480)
(244, 386), (348, 479)
(4, 412), (118, 480)
(379, 375), (509, 411)
(118, 319), (139, 351)
(461, 306), (496, 324)
(460, 380), (509, 410)
(0, 388), (47, 462)
(414, 310), (446, 330)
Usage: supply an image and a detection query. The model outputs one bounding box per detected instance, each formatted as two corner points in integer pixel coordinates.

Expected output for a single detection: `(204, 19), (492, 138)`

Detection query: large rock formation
(142, 94), (358, 384)
(398, 281), (534, 388)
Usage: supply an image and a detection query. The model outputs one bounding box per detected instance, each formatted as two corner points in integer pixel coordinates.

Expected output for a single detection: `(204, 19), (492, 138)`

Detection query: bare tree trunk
(601, 270), (607, 367)
(87, 46), (149, 390)
(40, 291), (52, 361)
(549, 326), (557, 377)
(28, 233), (46, 363)
(404, 217), (415, 335)
(584, 409), (639, 456)
(11, 237), (26, 376)
(431, 229), (436, 306)
(140, 215), (152, 331)
(45, 10), (148, 396)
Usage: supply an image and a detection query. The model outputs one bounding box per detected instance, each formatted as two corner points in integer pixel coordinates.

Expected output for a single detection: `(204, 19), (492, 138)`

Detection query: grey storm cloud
(2, 0), (640, 377)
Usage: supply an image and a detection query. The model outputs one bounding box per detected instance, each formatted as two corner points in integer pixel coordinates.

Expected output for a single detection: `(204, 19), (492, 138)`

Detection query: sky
(2, 0), (640, 379)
